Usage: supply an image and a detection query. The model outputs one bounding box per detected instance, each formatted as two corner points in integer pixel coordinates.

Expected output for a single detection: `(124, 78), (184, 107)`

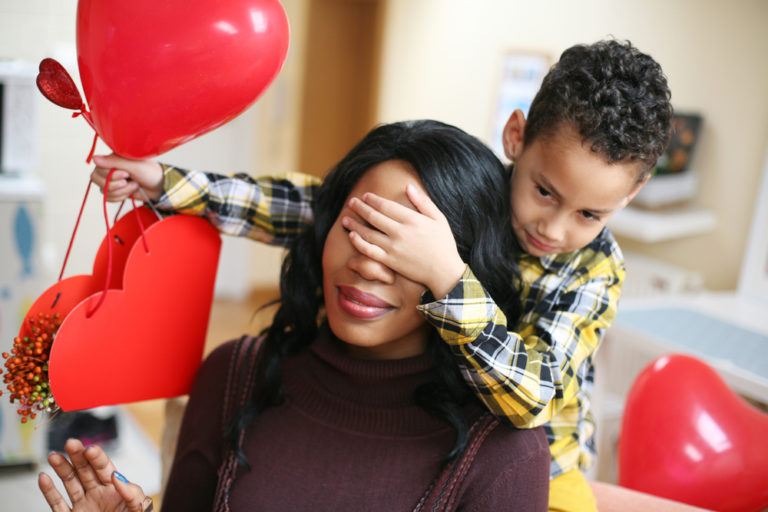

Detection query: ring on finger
(137, 496), (153, 512)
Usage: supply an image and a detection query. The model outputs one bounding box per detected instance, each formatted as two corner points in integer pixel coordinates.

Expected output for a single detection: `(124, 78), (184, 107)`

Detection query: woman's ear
(502, 109), (526, 162)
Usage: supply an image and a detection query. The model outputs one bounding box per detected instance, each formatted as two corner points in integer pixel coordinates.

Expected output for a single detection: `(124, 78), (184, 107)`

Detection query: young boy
(92, 39), (672, 511)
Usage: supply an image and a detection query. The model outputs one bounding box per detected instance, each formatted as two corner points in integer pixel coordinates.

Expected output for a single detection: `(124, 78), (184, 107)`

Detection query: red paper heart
(36, 58), (84, 111)
(21, 208), (220, 410)
(75, 0), (289, 158)
(618, 354), (768, 512)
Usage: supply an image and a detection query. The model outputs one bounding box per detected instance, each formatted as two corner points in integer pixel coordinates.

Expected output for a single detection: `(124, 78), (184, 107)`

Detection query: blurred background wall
(1, 0), (767, 301)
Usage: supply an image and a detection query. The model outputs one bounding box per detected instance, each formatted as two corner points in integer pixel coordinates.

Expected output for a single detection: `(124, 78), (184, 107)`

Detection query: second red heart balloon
(618, 354), (768, 512)
(76, 0), (290, 158)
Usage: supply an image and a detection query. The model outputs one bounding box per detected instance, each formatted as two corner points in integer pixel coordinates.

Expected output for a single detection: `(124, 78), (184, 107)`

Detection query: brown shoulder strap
(213, 335), (265, 512)
(412, 412), (500, 512)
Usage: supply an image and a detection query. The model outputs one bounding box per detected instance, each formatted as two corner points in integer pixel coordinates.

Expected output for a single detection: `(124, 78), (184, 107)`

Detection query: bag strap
(212, 334), (265, 512)
(412, 412), (500, 512)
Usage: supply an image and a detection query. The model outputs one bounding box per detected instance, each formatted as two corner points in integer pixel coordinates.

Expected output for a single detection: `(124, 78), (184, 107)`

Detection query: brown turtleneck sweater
(163, 333), (549, 511)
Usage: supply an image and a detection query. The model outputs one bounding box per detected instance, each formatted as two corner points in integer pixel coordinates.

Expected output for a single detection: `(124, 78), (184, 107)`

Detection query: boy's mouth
(525, 232), (557, 253)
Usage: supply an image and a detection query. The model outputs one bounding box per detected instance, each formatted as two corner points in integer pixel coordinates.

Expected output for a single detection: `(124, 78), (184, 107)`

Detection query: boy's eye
(581, 210), (601, 222)
(536, 185), (552, 198)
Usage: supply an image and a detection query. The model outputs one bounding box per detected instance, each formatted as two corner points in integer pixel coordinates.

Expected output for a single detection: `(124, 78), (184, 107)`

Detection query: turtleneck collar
(281, 328), (451, 437)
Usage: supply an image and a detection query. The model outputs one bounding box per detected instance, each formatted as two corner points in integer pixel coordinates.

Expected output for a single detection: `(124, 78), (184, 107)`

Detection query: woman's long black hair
(229, 120), (522, 463)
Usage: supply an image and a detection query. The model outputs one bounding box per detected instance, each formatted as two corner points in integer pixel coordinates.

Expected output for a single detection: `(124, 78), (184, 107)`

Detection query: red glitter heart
(36, 58), (84, 111)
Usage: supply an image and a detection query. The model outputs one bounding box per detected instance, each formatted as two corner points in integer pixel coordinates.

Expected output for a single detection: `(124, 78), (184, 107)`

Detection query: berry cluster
(1, 312), (60, 423)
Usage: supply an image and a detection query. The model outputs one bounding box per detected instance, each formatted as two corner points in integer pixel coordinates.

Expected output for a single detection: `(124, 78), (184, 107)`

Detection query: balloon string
(86, 132), (99, 164)
(58, 180), (92, 282)
(86, 168), (117, 319)
(72, 108), (99, 163)
(113, 200), (125, 224)
(130, 196), (150, 253)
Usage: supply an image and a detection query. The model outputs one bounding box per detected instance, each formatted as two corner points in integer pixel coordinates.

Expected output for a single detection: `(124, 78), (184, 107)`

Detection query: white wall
(376, 0), (768, 290)
(2, 0), (766, 294)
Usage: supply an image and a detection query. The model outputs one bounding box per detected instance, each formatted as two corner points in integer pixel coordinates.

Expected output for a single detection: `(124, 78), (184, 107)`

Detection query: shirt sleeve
(153, 163), (323, 247)
(417, 255), (624, 429)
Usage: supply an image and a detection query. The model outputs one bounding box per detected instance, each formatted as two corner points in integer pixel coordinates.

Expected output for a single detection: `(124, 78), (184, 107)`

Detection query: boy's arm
(417, 254), (624, 428)
(91, 154), (322, 247)
(155, 164), (322, 247)
(345, 185), (624, 427)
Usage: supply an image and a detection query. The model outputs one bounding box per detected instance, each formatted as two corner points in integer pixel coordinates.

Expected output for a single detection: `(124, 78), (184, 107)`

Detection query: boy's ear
(620, 172), (652, 207)
(502, 109), (526, 162)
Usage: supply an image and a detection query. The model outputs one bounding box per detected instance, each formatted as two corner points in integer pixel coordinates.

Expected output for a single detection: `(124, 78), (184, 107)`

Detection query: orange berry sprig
(1, 312), (61, 423)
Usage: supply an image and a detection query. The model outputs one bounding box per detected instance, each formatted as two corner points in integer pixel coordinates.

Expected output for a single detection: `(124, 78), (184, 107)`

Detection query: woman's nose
(347, 253), (396, 284)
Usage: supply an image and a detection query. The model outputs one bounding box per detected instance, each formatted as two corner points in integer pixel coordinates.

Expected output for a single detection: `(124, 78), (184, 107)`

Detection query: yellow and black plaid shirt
(417, 237), (624, 478)
(157, 164), (322, 245)
(156, 165), (625, 479)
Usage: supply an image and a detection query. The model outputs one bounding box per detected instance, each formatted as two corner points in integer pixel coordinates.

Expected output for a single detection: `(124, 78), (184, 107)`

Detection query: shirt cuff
(417, 266), (502, 344)
(154, 163), (207, 215)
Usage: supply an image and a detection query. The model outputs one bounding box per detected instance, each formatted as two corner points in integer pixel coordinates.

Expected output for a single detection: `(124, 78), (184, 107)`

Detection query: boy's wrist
(145, 162), (170, 202)
(427, 260), (467, 299)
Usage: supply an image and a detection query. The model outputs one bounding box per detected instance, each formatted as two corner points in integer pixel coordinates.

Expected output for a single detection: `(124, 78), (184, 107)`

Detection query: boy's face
(502, 111), (647, 257)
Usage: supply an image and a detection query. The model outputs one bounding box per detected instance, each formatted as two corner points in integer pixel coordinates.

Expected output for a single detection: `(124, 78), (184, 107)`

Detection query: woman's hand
(38, 438), (152, 512)
(91, 154), (164, 203)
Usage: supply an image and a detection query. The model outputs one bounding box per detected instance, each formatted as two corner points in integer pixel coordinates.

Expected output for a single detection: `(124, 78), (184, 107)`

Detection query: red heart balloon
(618, 354), (768, 512)
(21, 208), (221, 410)
(76, 0), (289, 158)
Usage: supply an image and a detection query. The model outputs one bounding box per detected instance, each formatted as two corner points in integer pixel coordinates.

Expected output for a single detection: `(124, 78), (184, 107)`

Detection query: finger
(112, 471), (149, 511)
(47, 450), (86, 505)
(90, 168), (108, 189)
(361, 190), (435, 224)
(92, 153), (133, 171)
(348, 230), (390, 264)
(91, 168), (130, 190)
(106, 181), (140, 202)
(405, 184), (443, 219)
(104, 177), (130, 191)
(83, 444), (119, 485)
(38, 472), (73, 512)
(342, 216), (390, 250)
(348, 196), (401, 234)
(65, 439), (102, 491)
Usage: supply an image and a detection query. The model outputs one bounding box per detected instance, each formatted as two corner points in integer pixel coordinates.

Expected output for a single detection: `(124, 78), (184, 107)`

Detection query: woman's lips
(526, 232), (557, 252)
(337, 285), (393, 319)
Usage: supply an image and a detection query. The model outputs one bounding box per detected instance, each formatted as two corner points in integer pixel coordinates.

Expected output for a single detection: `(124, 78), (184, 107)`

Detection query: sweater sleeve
(162, 341), (238, 511)
(461, 426), (551, 512)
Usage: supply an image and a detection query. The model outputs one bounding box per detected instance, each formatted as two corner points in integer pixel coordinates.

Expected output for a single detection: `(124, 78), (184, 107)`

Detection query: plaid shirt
(418, 232), (625, 478)
(156, 164), (321, 246)
(156, 165), (624, 479)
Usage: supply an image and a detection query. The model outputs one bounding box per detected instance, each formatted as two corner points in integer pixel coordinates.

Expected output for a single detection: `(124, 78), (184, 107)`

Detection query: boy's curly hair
(524, 39), (673, 175)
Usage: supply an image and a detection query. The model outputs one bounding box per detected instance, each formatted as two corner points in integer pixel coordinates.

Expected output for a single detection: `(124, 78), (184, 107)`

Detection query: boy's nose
(538, 214), (566, 243)
(347, 253), (396, 284)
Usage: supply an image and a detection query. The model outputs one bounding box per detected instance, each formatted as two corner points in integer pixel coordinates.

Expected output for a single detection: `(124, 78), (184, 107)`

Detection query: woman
(39, 120), (550, 511)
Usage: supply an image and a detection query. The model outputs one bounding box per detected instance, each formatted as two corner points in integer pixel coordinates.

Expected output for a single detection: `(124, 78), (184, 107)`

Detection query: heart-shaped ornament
(20, 208), (221, 411)
(76, 0), (289, 158)
(618, 354), (768, 512)
(36, 58), (84, 111)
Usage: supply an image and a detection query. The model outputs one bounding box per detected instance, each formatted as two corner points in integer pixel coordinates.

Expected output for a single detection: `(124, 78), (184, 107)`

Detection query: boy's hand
(91, 154), (164, 203)
(344, 184), (466, 299)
